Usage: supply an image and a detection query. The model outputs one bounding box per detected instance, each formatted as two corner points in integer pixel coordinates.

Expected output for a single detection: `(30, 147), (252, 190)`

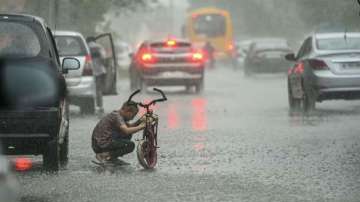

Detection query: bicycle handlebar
(127, 89), (141, 103)
(127, 88), (167, 109)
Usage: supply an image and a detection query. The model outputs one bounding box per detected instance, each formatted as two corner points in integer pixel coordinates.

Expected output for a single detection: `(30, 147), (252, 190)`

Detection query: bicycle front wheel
(137, 139), (157, 169)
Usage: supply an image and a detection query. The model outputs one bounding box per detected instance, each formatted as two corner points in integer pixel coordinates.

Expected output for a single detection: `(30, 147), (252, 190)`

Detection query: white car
(54, 31), (96, 114)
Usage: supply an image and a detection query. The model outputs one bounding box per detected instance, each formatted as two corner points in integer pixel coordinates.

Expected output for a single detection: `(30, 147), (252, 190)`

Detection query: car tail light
(166, 39), (177, 47)
(294, 62), (304, 74)
(14, 157), (32, 171)
(228, 43), (234, 51)
(309, 59), (328, 70)
(190, 50), (205, 63)
(137, 49), (156, 65)
(82, 54), (93, 76)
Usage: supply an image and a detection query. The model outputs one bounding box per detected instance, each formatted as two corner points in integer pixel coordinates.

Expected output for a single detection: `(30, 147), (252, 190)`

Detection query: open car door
(93, 33), (118, 95)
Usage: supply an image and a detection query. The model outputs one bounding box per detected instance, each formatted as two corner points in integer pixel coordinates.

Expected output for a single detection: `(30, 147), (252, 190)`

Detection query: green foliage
(22, 0), (145, 36)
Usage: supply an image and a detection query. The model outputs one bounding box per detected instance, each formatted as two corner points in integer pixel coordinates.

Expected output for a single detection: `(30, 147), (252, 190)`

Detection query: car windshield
(316, 36), (360, 50)
(0, 21), (41, 58)
(55, 36), (87, 56)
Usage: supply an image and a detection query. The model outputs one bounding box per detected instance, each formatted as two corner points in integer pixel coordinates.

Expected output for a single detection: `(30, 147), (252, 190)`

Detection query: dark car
(244, 39), (293, 76)
(287, 32), (360, 112)
(0, 14), (80, 171)
(129, 39), (206, 93)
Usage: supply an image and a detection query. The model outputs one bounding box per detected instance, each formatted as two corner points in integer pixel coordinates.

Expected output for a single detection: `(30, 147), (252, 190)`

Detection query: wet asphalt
(17, 67), (360, 202)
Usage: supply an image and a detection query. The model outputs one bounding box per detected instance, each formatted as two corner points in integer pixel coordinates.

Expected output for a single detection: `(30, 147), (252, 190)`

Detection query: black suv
(0, 14), (80, 171)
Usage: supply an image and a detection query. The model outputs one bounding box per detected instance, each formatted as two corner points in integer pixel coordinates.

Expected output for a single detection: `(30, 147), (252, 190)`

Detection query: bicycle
(127, 88), (167, 169)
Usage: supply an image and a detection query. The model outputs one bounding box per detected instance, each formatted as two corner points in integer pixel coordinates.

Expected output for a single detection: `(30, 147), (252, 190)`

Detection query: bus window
(193, 14), (226, 38)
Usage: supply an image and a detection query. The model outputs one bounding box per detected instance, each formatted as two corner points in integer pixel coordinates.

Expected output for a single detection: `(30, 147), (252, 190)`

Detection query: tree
(21, 0), (145, 35)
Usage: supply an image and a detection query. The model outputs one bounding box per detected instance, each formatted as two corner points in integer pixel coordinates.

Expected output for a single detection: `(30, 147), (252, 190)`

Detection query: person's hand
(139, 121), (146, 129)
(139, 115), (147, 123)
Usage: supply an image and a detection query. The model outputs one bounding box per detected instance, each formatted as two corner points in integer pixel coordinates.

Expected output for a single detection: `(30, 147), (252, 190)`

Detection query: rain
(0, 1), (359, 202)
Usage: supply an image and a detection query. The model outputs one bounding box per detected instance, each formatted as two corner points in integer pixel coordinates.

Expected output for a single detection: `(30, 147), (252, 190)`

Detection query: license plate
(161, 72), (185, 77)
(341, 62), (360, 69)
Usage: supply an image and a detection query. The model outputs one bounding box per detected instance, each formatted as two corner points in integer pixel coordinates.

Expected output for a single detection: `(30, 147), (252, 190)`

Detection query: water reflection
(191, 98), (207, 132)
(164, 98), (208, 131)
(167, 103), (179, 129)
(192, 135), (209, 173)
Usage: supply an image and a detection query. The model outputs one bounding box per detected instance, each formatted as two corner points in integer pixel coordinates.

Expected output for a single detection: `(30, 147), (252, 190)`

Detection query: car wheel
(130, 76), (137, 91)
(303, 91), (316, 112)
(59, 130), (69, 167)
(43, 139), (60, 171)
(195, 79), (204, 93)
(80, 97), (95, 115)
(140, 79), (147, 91)
(288, 83), (301, 111)
(244, 65), (252, 77)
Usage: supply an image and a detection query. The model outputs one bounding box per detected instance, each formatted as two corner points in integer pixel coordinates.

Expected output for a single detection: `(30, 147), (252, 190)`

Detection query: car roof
(314, 32), (360, 39)
(0, 13), (45, 24)
(53, 30), (84, 37)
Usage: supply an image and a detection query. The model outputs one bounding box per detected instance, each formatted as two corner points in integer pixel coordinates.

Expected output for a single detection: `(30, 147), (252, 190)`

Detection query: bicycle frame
(128, 88), (167, 169)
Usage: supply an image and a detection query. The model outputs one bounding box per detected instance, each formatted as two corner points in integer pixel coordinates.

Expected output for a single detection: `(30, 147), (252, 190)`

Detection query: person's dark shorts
(92, 131), (135, 157)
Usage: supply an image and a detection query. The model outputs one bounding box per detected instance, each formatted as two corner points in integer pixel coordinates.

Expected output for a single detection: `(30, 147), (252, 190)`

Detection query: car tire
(303, 91), (316, 112)
(195, 79), (204, 93)
(80, 97), (95, 115)
(130, 68), (141, 91)
(244, 65), (252, 77)
(59, 131), (69, 167)
(288, 83), (301, 111)
(140, 79), (147, 91)
(43, 139), (60, 171)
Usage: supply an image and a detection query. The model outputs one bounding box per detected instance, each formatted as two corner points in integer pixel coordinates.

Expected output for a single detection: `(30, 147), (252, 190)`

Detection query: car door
(93, 33), (118, 95)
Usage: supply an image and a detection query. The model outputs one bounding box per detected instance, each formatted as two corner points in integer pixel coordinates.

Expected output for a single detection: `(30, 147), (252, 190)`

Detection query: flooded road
(18, 67), (360, 202)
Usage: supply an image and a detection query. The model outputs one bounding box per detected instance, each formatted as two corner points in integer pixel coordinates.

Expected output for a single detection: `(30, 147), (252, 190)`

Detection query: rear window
(150, 42), (192, 53)
(0, 21), (41, 58)
(55, 36), (87, 56)
(193, 14), (226, 38)
(317, 37), (360, 50)
(255, 49), (291, 57)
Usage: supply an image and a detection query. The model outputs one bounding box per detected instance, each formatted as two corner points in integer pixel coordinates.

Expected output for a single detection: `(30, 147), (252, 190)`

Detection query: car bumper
(67, 76), (96, 98)
(143, 72), (203, 86)
(314, 71), (360, 100)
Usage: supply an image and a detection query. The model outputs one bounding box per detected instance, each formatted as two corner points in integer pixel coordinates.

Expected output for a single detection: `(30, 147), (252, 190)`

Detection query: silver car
(287, 32), (360, 111)
(54, 31), (96, 114)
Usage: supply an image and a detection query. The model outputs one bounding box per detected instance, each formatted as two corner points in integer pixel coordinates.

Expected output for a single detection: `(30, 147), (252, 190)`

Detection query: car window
(0, 21), (41, 58)
(255, 49), (291, 58)
(316, 36), (360, 50)
(150, 42), (192, 53)
(55, 36), (87, 56)
(296, 37), (311, 59)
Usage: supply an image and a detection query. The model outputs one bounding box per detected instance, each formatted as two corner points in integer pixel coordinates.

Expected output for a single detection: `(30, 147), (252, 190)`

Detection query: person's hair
(121, 101), (139, 114)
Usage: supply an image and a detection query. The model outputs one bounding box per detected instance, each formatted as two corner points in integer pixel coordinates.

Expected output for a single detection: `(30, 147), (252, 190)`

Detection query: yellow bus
(184, 7), (234, 60)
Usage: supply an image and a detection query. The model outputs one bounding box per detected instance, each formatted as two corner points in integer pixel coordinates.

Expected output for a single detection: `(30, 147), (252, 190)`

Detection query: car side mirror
(285, 53), (296, 61)
(62, 58), (80, 73)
